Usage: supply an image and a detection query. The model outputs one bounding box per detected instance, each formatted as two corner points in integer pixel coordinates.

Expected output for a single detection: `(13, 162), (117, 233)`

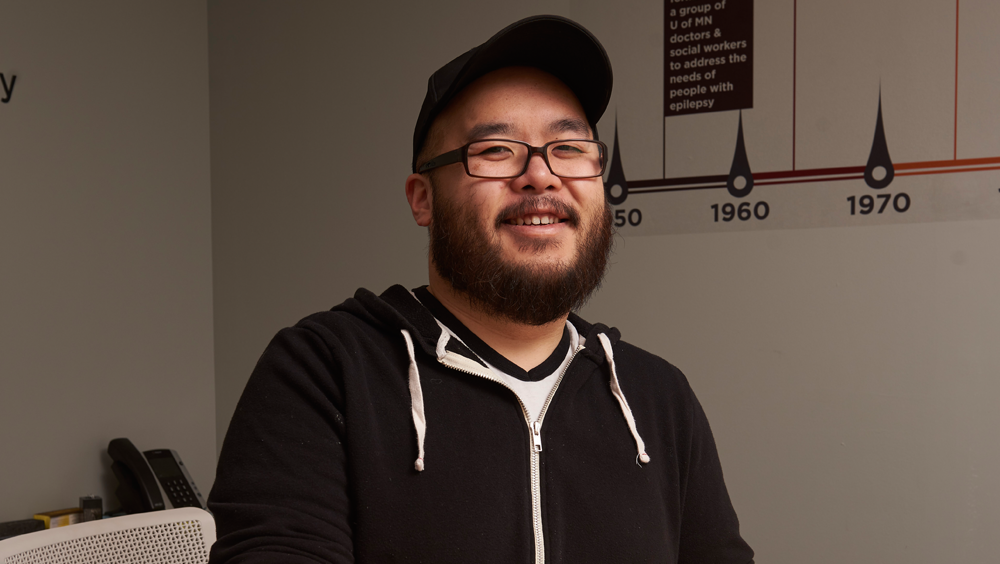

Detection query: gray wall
(208, 0), (572, 452)
(0, 1), (215, 522)
(1, 1), (997, 562)
(209, 1), (1000, 563)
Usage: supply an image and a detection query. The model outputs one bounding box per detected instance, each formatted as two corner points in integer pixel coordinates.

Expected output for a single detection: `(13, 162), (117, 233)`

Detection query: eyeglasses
(418, 139), (608, 179)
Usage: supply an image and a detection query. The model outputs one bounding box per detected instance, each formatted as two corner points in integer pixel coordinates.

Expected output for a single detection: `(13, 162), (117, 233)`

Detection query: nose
(510, 152), (562, 193)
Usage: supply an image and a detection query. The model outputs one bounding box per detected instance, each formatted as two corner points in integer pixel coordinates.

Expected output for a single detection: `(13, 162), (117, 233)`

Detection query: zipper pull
(532, 421), (543, 452)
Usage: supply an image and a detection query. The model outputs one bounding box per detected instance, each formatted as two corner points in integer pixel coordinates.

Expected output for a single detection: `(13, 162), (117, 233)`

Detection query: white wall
(0, 1), (215, 522)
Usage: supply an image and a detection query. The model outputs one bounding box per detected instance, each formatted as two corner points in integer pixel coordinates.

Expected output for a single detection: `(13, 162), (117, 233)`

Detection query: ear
(405, 173), (433, 227)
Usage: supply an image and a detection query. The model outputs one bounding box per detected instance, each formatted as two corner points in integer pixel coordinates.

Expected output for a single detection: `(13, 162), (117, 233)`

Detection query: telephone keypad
(164, 477), (199, 507)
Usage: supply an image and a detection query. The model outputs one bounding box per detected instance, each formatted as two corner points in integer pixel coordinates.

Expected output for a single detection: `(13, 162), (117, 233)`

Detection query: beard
(429, 188), (614, 326)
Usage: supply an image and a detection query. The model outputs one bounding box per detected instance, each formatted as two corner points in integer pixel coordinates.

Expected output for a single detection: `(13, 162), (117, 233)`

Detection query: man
(209, 15), (753, 564)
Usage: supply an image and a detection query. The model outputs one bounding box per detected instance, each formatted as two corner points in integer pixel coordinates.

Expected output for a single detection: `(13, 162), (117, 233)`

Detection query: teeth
(509, 215), (558, 226)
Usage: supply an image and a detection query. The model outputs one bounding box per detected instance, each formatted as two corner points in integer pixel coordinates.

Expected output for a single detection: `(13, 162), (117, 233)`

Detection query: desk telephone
(107, 438), (206, 514)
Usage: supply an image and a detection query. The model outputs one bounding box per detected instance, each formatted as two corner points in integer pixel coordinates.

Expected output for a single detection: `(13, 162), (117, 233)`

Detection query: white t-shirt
(439, 320), (581, 423)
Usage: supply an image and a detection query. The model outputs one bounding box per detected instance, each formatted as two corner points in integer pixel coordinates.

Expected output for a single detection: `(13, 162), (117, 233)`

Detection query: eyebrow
(465, 118), (592, 143)
(467, 122), (515, 141)
(548, 118), (591, 137)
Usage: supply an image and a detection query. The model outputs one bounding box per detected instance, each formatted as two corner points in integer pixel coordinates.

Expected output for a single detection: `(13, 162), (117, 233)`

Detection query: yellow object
(33, 508), (82, 529)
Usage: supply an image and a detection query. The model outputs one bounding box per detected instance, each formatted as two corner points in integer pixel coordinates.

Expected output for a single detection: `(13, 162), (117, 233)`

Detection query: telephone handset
(107, 438), (206, 513)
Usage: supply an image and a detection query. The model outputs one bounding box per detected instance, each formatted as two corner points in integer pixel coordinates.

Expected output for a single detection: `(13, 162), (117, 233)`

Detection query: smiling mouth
(504, 214), (568, 226)
(496, 197), (581, 229)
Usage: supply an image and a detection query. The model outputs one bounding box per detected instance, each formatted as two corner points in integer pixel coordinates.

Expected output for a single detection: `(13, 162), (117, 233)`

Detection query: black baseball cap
(411, 15), (613, 172)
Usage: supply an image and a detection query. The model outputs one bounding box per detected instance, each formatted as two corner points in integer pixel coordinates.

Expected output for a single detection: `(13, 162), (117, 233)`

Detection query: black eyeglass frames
(417, 138), (608, 179)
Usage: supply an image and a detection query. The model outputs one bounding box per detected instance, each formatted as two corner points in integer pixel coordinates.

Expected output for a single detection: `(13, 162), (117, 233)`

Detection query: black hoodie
(208, 286), (753, 563)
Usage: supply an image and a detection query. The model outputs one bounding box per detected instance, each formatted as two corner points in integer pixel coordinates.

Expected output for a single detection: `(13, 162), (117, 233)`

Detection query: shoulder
(570, 313), (702, 424)
(242, 288), (422, 411)
(610, 339), (698, 405)
(278, 285), (415, 346)
(571, 313), (694, 394)
(249, 287), (414, 385)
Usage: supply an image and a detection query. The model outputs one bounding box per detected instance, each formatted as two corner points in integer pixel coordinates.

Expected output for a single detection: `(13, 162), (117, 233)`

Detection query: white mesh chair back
(0, 508), (215, 564)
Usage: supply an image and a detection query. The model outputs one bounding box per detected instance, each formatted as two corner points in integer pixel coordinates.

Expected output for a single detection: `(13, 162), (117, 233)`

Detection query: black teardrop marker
(727, 111), (754, 198)
(605, 117), (629, 206)
(864, 91), (894, 189)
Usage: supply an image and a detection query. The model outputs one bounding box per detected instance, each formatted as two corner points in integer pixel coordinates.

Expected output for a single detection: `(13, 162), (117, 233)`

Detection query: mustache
(494, 196), (581, 228)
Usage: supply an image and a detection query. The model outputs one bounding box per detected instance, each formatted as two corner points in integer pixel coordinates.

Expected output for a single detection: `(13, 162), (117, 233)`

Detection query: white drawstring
(402, 325), (647, 471)
(432, 319), (451, 361)
(598, 333), (650, 465)
(401, 329), (427, 471)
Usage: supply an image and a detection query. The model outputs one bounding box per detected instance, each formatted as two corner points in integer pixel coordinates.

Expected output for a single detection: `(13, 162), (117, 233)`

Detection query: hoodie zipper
(438, 344), (583, 564)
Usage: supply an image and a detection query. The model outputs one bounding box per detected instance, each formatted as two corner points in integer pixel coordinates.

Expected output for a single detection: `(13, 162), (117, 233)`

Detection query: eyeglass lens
(467, 140), (603, 178)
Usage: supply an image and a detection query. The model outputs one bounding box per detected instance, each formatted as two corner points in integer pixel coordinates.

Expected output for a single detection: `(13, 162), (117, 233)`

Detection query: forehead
(434, 67), (591, 142)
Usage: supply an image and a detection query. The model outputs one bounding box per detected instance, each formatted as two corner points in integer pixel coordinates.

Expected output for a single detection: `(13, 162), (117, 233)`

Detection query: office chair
(0, 507), (215, 564)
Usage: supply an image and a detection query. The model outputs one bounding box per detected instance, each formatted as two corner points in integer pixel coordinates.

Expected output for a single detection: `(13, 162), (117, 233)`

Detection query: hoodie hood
(333, 285), (647, 471)
(337, 285), (623, 365)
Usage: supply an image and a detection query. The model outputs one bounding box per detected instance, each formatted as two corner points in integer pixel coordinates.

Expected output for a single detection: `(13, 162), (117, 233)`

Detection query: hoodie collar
(359, 285), (620, 365)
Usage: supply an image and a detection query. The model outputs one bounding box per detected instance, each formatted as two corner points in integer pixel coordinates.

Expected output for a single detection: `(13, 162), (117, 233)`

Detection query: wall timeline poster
(606, 0), (1000, 235)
